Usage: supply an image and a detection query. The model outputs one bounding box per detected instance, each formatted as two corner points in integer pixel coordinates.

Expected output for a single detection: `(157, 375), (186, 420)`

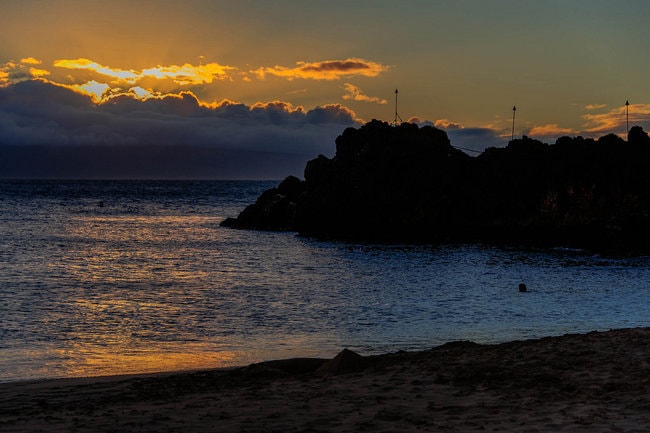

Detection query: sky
(2, 0), (650, 179)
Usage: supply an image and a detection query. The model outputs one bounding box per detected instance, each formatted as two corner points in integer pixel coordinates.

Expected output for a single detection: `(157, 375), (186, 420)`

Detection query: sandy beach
(1, 327), (649, 432)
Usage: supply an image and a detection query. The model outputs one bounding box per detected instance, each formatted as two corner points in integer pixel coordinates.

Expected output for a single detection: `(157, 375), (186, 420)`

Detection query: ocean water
(1, 180), (649, 382)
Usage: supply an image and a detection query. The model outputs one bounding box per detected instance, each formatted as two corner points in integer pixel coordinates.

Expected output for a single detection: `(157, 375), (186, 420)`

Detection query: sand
(1, 327), (649, 432)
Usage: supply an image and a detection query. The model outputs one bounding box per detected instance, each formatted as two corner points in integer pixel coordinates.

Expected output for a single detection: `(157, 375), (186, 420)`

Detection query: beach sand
(1, 328), (649, 432)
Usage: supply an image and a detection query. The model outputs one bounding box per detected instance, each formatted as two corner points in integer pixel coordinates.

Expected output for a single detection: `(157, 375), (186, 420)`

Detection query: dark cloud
(252, 58), (388, 80)
(305, 104), (358, 124)
(0, 80), (359, 179)
(445, 127), (508, 153)
(410, 118), (507, 153)
(302, 60), (373, 72)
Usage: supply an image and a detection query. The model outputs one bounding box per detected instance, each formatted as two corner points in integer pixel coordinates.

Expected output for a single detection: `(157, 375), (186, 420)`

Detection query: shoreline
(2, 327), (649, 432)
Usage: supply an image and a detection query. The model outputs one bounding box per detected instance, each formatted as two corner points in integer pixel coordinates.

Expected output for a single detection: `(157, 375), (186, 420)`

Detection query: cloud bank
(0, 80), (358, 179)
(0, 56), (396, 179)
(54, 58), (234, 85)
(1, 56), (391, 103)
(3, 54), (644, 178)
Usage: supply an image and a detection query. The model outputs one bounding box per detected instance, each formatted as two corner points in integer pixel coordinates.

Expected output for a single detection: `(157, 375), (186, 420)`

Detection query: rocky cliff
(221, 120), (650, 253)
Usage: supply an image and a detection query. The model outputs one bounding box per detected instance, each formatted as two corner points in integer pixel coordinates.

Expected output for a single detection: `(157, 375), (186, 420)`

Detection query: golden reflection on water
(7, 207), (345, 380)
(53, 343), (238, 378)
(63, 214), (217, 284)
(5, 181), (650, 383)
(49, 213), (233, 378)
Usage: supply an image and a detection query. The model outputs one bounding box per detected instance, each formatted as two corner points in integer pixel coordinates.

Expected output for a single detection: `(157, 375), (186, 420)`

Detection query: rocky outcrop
(221, 120), (650, 253)
(221, 175), (305, 231)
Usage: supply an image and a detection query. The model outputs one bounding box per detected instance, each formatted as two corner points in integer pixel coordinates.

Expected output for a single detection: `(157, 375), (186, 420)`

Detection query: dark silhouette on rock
(629, 125), (650, 147)
(221, 120), (650, 253)
(221, 175), (305, 231)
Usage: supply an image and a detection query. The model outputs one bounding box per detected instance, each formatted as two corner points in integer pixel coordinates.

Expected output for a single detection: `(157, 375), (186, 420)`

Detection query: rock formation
(222, 120), (650, 253)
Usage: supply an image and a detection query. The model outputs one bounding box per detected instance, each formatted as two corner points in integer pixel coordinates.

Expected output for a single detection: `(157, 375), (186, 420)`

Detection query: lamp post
(625, 100), (630, 134)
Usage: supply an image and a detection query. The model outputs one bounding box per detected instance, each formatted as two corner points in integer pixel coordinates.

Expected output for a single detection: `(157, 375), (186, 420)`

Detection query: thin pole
(510, 106), (517, 141)
(393, 89), (402, 125)
(395, 89), (398, 124)
(625, 100), (630, 134)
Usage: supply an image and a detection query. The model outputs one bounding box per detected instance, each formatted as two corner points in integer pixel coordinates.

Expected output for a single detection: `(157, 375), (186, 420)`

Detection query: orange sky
(2, 0), (650, 177)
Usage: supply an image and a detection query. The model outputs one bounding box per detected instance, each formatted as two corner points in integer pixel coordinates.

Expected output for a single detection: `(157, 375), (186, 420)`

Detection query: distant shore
(2, 327), (649, 432)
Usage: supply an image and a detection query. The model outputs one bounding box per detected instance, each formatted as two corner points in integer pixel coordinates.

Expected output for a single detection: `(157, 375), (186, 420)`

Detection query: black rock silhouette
(222, 120), (650, 253)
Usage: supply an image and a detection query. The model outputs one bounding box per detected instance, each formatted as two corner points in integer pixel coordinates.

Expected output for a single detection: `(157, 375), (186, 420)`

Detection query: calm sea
(1, 180), (649, 382)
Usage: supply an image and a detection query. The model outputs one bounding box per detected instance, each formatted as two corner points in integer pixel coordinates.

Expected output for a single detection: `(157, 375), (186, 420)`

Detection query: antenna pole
(393, 89), (403, 125)
(510, 105), (517, 141)
(625, 100), (630, 134)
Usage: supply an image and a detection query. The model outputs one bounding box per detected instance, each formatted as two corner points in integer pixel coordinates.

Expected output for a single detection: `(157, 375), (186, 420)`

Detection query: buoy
(518, 283), (527, 292)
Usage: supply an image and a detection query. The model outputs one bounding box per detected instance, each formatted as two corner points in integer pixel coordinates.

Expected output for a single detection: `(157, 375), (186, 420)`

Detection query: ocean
(1, 180), (649, 382)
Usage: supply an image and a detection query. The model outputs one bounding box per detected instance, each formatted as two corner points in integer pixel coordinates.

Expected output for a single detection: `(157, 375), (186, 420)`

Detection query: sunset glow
(51, 342), (238, 378)
(1, 0), (650, 178)
(20, 57), (41, 65)
(68, 80), (111, 102)
(28, 67), (50, 77)
(54, 58), (140, 81)
(141, 62), (233, 85)
(343, 83), (388, 105)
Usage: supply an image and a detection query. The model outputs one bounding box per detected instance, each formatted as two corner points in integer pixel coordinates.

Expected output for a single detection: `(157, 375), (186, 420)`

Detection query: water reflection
(58, 344), (237, 378)
(62, 214), (218, 285)
(1, 180), (649, 382)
